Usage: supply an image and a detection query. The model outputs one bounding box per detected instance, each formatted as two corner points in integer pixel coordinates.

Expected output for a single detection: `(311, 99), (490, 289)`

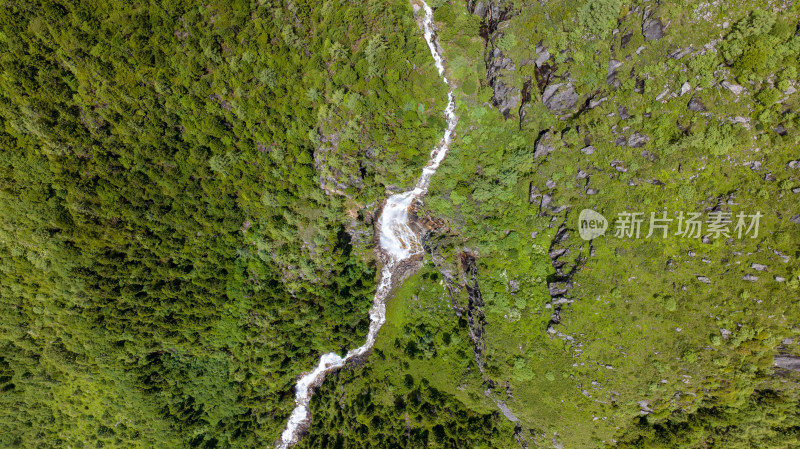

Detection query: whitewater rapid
(276, 2), (457, 447)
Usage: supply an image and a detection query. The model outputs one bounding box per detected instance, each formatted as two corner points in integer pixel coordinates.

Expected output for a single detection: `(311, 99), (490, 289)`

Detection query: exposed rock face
(529, 183), (541, 204)
(607, 59), (623, 86)
(543, 82), (579, 112)
(459, 252), (487, 372)
(468, 0), (519, 118)
(627, 132), (650, 148)
(775, 355), (800, 371)
(422, 230), (487, 374)
(751, 263), (768, 271)
(495, 401), (519, 422)
(535, 42), (551, 67)
(621, 31), (633, 48)
(610, 159), (628, 172)
(668, 47), (694, 59)
(722, 80), (744, 95)
(688, 96), (706, 111)
(544, 222), (587, 332)
(487, 42), (519, 118)
(534, 131), (556, 158)
(487, 46), (516, 80)
(471, 1), (488, 18)
(642, 17), (664, 40)
(495, 86), (522, 117)
(467, 0), (514, 32)
(549, 282), (569, 296)
(634, 78), (645, 94)
(490, 76), (521, 117)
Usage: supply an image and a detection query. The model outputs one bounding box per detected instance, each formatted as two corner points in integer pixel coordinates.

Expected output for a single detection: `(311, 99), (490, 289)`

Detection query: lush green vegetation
(0, 0), (447, 446)
(1, 0), (799, 448)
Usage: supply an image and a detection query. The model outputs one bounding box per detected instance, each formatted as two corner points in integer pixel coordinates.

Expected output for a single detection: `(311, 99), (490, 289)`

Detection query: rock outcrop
(775, 355), (800, 371)
(486, 47), (520, 117)
(543, 82), (579, 112)
(642, 9), (665, 41)
(468, 0), (521, 118)
(688, 96), (706, 111)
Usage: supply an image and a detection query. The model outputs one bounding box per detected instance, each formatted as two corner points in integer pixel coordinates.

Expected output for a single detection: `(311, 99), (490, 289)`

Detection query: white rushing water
(276, 2), (457, 447)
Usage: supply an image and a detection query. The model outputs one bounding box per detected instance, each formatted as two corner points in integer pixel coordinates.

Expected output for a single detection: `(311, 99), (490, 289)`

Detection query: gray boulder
(628, 132), (650, 148)
(775, 355), (800, 371)
(528, 184), (541, 203)
(534, 131), (555, 158)
(548, 282), (569, 297)
(668, 47), (693, 59)
(642, 18), (665, 40)
(688, 96), (706, 111)
(493, 80), (521, 117)
(472, 1), (488, 18)
(535, 42), (551, 67)
(607, 59), (623, 86)
(621, 31), (633, 48)
(610, 160), (627, 172)
(722, 81), (744, 95)
(549, 248), (568, 260)
(589, 96), (608, 108)
(486, 46), (520, 117)
(543, 82), (579, 112)
(541, 193), (552, 209)
(467, 0), (504, 23)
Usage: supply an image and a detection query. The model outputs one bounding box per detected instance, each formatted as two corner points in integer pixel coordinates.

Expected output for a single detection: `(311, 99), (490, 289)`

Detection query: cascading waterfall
(276, 2), (457, 447)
